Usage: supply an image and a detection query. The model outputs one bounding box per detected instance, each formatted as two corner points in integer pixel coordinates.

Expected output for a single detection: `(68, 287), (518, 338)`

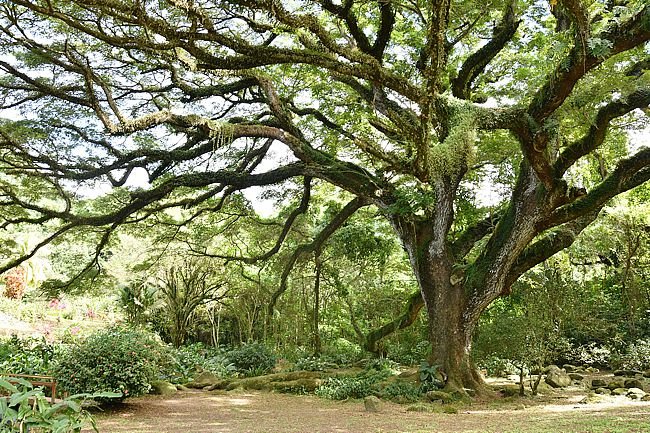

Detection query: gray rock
(643, 370), (650, 379)
(611, 387), (627, 396)
(185, 371), (220, 389)
(364, 396), (381, 412)
(150, 380), (177, 395)
(626, 388), (646, 399)
(543, 365), (561, 374)
(426, 390), (454, 403)
(579, 394), (604, 404)
(607, 379), (625, 390)
(563, 364), (581, 373)
(624, 378), (645, 390)
(642, 395), (650, 402)
(569, 373), (585, 381)
(591, 379), (607, 388)
(594, 387), (610, 395)
(545, 368), (571, 388)
(176, 385), (190, 391)
(585, 367), (599, 373)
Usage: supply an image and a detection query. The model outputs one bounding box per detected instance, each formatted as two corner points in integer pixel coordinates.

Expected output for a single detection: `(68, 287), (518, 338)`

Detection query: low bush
(418, 361), (444, 392)
(567, 343), (612, 367)
(0, 376), (120, 433)
(321, 338), (362, 366)
(293, 356), (337, 372)
(477, 356), (519, 378)
(52, 327), (167, 401)
(378, 381), (422, 403)
(611, 339), (650, 370)
(164, 343), (235, 383)
(316, 370), (390, 400)
(227, 342), (276, 376)
(0, 336), (55, 375)
(364, 358), (400, 373)
(387, 340), (431, 366)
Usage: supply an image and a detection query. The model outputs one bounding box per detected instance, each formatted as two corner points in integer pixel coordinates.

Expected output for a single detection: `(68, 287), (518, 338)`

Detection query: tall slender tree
(0, 0), (648, 392)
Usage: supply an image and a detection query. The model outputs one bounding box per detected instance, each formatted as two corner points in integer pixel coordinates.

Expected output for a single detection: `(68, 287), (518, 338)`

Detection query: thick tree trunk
(392, 219), (489, 393)
(421, 273), (487, 393)
(385, 167), (550, 394)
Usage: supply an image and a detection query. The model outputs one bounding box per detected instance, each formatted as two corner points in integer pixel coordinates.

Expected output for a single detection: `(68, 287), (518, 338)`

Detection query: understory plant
(227, 342), (276, 376)
(163, 343), (235, 383)
(316, 369), (391, 400)
(418, 361), (444, 392)
(0, 336), (55, 376)
(52, 327), (167, 401)
(611, 339), (650, 371)
(0, 377), (120, 433)
(378, 381), (422, 403)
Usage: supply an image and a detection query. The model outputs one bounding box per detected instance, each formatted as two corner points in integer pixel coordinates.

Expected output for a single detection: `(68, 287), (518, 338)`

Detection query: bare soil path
(92, 390), (650, 433)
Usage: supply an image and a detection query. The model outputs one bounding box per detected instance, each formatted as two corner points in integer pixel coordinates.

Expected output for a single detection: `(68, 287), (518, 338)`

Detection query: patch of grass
(406, 403), (434, 412)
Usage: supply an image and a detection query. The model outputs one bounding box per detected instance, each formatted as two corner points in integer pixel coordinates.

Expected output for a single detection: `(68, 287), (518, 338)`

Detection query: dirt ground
(91, 389), (650, 433)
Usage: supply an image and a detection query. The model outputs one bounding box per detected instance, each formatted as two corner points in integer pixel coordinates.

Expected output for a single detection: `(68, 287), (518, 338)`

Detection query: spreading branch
(266, 196), (370, 324)
(451, 2), (519, 100)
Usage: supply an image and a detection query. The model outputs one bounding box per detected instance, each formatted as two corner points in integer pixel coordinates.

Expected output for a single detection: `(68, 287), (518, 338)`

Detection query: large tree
(0, 0), (649, 392)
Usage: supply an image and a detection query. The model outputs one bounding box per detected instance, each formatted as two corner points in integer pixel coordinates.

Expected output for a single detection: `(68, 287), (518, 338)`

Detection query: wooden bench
(3, 373), (58, 403)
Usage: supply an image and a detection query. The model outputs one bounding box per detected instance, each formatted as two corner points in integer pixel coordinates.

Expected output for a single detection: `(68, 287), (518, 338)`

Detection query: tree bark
(392, 215), (489, 393)
(387, 167), (549, 394)
(416, 255), (487, 393)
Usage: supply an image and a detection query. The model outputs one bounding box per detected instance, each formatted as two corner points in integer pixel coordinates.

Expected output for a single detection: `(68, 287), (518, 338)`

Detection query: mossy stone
(150, 380), (177, 396)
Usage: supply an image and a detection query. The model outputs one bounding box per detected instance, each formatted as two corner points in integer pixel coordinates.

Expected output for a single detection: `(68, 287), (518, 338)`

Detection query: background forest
(2, 181), (649, 378)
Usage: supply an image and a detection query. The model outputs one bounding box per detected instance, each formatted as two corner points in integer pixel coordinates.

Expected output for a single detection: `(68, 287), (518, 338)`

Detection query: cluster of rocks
(542, 364), (649, 400)
(544, 364), (592, 388)
(590, 369), (650, 400)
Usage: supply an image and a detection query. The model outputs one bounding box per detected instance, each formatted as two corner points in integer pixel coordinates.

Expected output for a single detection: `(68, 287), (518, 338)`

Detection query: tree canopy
(0, 0), (648, 392)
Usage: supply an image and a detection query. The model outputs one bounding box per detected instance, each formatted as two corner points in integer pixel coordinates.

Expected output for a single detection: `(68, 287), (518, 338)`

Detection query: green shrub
(0, 376), (119, 432)
(52, 327), (167, 401)
(321, 338), (362, 366)
(568, 343), (611, 367)
(477, 356), (518, 378)
(118, 284), (158, 325)
(293, 356), (337, 372)
(364, 358), (400, 373)
(0, 336), (56, 375)
(388, 340), (431, 366)
(227, 342), (276, 376)
(418, 361), (444, 392)
(164, 343), (235, 383)
(612, 339), (650, 370)
(316, 370), (390, 400)
(378, 381), (422, 403)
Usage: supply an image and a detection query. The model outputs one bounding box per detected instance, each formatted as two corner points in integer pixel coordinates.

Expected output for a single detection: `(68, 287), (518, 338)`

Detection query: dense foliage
(0, 377), (119, 433)
(163, 343), (235, 383)
(316, 370), (392, 400)
(226, 342), (277, 376)
(52, 328), (166, 401)
(0, 336), (55, 375)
